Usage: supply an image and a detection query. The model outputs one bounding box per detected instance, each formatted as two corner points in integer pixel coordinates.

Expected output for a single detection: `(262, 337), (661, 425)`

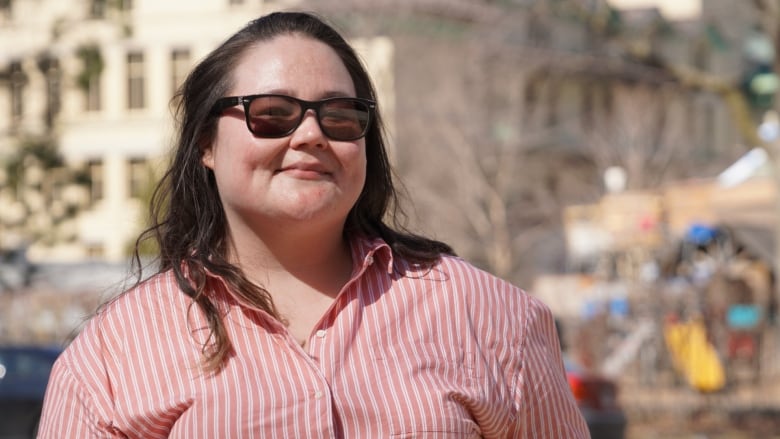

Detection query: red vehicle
(565, 355), (627, 439)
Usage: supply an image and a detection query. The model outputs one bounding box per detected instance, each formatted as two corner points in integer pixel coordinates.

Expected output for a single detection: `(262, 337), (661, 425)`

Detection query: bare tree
(387, 30), (599, 283)
(583, 84), (692, 190)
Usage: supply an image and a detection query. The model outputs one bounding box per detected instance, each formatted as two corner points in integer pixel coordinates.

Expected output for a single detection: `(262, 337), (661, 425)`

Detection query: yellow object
(664, 319), (726, 392)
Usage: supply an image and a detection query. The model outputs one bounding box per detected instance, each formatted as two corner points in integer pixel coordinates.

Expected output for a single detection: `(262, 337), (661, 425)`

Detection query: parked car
(0, 345), (62, 439)
(565, 355), (627, 439)
(555, 318), (627, 438)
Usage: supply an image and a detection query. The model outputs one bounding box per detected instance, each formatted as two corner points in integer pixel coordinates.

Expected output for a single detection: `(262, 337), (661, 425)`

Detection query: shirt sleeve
(37, 323), (126, 438)
(513, 297), (591, 438)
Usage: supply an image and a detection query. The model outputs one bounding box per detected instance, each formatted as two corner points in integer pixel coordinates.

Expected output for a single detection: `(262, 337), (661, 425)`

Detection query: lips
(276, 162), (332, 179)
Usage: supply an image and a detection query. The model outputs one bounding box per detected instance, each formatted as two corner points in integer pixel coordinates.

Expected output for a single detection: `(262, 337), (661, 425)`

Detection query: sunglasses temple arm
(211, 97), (242, 115)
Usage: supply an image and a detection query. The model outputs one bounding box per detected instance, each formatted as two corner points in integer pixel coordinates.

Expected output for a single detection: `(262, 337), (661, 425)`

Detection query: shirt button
(366, 255), (374, 265)
(315, 329), (327, 338)
(314, 390), (324, 399)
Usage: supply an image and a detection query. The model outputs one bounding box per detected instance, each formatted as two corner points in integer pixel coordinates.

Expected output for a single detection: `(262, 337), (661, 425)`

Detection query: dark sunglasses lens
(319, 99), (371, 140)
(246, 96), (302, 137)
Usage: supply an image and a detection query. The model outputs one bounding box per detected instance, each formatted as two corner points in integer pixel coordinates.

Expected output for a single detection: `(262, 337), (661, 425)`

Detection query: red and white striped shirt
(39, 237), (589, 438)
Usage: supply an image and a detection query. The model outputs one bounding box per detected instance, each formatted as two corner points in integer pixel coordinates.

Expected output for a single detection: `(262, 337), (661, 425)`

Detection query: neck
(228, 220), (353, 297)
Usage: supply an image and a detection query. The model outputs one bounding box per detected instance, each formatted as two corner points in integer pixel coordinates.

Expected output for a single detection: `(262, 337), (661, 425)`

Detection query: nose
(289, 110), (327, 148)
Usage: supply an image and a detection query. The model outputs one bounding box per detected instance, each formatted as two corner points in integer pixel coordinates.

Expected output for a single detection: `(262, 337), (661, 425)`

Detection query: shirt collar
(198, 235), (395, 312)
(350, 235), (394, 275)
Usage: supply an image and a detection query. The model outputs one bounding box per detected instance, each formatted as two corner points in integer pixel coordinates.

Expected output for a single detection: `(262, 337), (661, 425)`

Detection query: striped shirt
(38, 236), (589, 438)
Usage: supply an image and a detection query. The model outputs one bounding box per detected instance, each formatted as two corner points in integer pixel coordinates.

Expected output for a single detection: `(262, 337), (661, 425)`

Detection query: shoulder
(65, 271), (193, 361)
(399, 254), (555, 343)
(56, 269), (203, 384)
(44, 271), (205, 430)
(426, 258), (565, 378)
(429, 254), (545, 309)
(437, 256), (558, 350)
(98, 270), (191, 324)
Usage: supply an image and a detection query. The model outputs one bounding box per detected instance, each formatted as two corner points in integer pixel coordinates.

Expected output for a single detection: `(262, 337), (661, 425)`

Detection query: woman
(39, 11), (588, 438)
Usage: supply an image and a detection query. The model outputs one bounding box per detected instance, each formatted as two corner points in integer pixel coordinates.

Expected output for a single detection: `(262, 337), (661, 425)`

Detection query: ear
(201, 144), (215, 169)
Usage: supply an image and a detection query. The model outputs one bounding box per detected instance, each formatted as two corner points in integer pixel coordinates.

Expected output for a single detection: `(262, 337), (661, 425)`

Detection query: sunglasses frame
(211, 94), (377, 141)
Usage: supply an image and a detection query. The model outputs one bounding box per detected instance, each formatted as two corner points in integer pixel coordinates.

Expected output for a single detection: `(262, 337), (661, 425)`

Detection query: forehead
(230, 34), (355, 96)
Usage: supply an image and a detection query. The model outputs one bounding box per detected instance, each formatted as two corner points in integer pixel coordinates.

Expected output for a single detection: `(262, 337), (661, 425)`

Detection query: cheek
(212, 136), (277, 177)
(210, 119), (267, 168)
(346, 149), (368, 190)
(342, 142), (367, 172)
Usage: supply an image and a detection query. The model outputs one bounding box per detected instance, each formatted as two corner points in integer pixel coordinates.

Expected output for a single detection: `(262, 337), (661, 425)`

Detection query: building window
(77, 45), (104, 112)
(39, 57), (62, 128)
(87, 159), (103, 204)
(0, 0), (10, 17)
(89, 0), (106, 18)
(581, 84), (594, 129)
(127, 51), (145, 110)
(523, 74), (542, 121)
(44, 167), (66, 206)
(526, 12), (550, 47)
(170, 49), (191, 97)
(128, 157), (149, 199)
(546, 79), (560, 127)
(9, 62), (26, 122)
(86, 74), (102, 112)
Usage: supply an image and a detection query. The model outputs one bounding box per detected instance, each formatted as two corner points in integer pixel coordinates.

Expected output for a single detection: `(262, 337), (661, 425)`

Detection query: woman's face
(203, 35), (367, 238)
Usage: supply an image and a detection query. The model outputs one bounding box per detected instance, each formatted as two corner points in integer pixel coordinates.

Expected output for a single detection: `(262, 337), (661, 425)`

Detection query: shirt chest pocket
(371, 343), (482, 437)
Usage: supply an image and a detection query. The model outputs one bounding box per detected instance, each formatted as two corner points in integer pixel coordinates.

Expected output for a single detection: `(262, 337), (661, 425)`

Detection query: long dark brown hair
(132, 11), (453, 372)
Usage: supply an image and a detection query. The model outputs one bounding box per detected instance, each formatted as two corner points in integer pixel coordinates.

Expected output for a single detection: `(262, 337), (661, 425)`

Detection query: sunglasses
(211, 94), (376, 141)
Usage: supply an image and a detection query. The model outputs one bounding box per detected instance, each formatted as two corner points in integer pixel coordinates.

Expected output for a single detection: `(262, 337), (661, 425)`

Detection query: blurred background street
(3, 0), (780, 438)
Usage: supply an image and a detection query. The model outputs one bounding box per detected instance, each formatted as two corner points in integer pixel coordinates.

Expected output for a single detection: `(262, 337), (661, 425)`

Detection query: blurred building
(0, 0), (393, 263)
